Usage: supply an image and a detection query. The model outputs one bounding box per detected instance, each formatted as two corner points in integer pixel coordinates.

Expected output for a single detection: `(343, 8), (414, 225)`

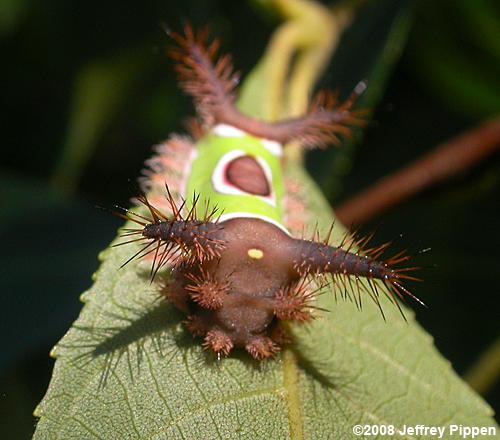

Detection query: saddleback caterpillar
(113, 26), (424, 361)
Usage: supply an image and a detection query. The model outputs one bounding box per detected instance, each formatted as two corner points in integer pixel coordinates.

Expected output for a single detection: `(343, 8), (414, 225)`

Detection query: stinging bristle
(185, 268), (230, 310)
(245, 337), (280, 360)
(284, 85), (368, 149)
(274, 278), (325, 322)
(183, 315), (207, 337)
(203, 329), (233, 357)
(168, 24), (367, 149)
(168, 24), (239, 126)
(112, 186), (226, 280)
(290, 222), (425, 320)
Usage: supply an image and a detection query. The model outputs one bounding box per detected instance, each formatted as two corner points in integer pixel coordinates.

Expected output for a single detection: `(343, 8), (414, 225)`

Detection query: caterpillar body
(116, 26), (422, 360)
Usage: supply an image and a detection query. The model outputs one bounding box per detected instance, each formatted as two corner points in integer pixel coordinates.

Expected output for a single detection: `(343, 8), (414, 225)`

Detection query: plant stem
(242, 0), (357, 162)
(464, 337), (500, 395)
(335, 116), (500, 225)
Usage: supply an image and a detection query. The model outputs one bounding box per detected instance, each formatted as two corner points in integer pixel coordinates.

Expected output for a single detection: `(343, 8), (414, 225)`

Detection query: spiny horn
(168, 24), (366, 149)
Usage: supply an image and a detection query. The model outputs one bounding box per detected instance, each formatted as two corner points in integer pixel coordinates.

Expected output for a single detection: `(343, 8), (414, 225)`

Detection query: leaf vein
(144, 386), (284, 439)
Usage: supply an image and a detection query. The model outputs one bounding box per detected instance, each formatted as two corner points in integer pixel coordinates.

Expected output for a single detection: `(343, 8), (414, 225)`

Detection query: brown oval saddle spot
(225, 155), (270, 196)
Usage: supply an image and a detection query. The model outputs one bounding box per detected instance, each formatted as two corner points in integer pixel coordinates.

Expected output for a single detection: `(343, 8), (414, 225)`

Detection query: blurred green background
(1, 0), (499, 438)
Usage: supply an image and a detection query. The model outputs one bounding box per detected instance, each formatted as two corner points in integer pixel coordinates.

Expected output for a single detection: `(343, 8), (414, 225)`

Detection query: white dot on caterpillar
(247, 248), (264, 260)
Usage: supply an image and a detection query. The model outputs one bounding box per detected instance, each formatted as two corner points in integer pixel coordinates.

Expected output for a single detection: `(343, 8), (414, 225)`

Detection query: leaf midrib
(282, 349), (304, 440)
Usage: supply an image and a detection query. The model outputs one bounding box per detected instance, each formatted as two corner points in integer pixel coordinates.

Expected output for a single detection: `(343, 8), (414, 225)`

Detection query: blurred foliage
(1, 0), (499, 438)
(309, 0), (415, 196)
(409, 0), (500, 119)
(50, 50), (152, 194)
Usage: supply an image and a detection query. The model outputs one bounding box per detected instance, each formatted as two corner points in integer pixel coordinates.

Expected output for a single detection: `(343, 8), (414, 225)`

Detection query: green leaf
(412, 44), (500, 120)
(237, 60), (271, 120)
(50, 52), (148, 195)
(409, 0), (500, 120)
(33, 161), (497, 439)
